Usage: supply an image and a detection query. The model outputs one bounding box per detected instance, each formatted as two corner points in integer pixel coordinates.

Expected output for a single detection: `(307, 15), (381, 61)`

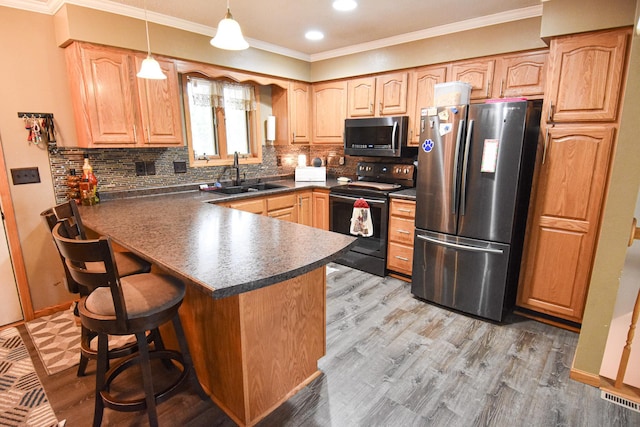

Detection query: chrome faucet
(232, 152), (240, 186)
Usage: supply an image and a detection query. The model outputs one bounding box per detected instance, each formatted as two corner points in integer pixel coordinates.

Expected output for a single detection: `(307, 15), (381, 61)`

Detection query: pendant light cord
(143, 0), (151, 55)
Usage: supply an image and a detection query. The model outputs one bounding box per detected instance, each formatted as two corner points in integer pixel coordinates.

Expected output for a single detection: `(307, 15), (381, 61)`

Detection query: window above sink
(182, 73), (262, 168)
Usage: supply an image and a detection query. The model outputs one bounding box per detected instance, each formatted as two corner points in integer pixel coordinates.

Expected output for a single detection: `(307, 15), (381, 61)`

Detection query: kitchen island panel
(177, 267), (326, 427)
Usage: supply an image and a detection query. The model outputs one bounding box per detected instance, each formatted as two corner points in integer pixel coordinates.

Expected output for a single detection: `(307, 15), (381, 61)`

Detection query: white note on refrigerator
(481, 139), (499, 173)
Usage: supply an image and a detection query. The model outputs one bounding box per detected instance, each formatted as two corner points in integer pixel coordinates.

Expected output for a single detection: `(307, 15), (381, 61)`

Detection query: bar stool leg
(93, 333), (108, 427)
(136, 331), (159, 427)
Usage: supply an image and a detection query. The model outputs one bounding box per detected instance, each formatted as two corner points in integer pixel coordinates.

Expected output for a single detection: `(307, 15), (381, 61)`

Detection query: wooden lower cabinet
(297, 191), (313, 226)
(516, 125), (615, 323)
(225, 198), (266, 215)
(312, 190), (329, 230)
(222, 189), (329, 229)
(387, 198), (416, 278)
(267, 194), (298, 222)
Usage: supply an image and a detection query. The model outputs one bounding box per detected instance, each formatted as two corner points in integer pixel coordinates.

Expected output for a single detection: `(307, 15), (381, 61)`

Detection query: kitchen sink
(216, 182), (288, 194)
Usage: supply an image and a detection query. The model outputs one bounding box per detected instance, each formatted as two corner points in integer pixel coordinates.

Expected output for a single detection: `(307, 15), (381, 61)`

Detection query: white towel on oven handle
(349, 198), (373, 237)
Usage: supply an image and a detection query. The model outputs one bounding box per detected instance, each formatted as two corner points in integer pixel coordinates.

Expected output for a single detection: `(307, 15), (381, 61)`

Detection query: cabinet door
(493, 50), (548, 99)
(451, 59), (495, 101)
(377, 72), (408, 116)
(348, 77), (376, 117)
(135, 56), (183, 146)
(77, 44), (139, 146)
(517, 126), (615, 323)
(312, 191), (329, 230)
(297, 191), (313, 226)
(290, 82), (311, 143)
(408, 65), (448, 145)
(312, 81), (347, 143)
(546, 28), (629, 123)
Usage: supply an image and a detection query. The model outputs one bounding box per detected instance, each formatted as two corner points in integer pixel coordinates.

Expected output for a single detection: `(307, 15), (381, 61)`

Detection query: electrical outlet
(145, 161), (156, 175)
(11, 167), (40, 185)
(173, 161), (187, 174)
(135, 162), (146, 176)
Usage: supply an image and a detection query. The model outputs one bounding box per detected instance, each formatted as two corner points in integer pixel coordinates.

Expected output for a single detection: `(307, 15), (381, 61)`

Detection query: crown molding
(310, 5), (543, 62)
(0, 1), (541, 63)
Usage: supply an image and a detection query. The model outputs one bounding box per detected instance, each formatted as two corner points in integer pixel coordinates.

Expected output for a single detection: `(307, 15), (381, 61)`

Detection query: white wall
(0, 7), (74, 311)
(599, 190), (640, 387)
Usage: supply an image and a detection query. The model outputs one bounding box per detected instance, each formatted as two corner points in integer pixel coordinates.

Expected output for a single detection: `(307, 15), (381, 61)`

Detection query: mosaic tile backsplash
(48, 144), (357, 203)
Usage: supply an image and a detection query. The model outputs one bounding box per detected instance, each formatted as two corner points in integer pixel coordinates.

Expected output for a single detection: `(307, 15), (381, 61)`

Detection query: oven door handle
(330, 193), (387, 207)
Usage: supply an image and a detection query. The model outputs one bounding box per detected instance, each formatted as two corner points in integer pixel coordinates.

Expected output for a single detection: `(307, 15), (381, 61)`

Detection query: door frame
(0, 134), (34, 322)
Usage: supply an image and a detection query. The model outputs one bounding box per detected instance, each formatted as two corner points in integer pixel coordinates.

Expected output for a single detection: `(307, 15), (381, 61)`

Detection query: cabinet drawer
(387, 242), (413, 275)
(267, 194), (297, 211)
(388, 216), (414, 245)
(227, 198), (266, 214)
(389, 199), (416, 218)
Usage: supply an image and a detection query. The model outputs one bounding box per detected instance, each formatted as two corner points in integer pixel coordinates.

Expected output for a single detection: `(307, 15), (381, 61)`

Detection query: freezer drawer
(411, 229), (511, 322)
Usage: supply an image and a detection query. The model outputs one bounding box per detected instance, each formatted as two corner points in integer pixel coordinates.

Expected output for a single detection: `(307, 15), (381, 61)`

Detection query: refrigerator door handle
(417, 234), (504, 254)
(460, 119), (474, 216)
(452, 118), (465, 215)
(391, 121), (398, 154)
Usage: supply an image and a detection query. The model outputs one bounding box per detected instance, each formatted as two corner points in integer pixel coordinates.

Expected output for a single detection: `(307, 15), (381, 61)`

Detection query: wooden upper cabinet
(134, 56), (183, 145)
(492, 50), (548, 99)
(68, 43), (139, 147)
(408, 65), (448, 144)
(65, 42), (183, 148)
(546, 28), (630, 123)
(348, 77), (376, 117)
(312, 80), (347, 144)
(451, 59), (495, 100)
(377, 72), (408, 115)
(347, 72), (408, 117)
(290, 82), (311, 144)
(517, 126), (615, 323)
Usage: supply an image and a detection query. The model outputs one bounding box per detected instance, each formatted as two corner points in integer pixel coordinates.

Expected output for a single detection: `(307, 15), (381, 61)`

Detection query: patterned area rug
(25, 309), (136, 377)
(0, 327), (59, 427)
(24, 310), (80, 376)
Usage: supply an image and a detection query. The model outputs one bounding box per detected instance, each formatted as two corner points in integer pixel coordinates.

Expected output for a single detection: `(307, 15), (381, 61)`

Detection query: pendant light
(137, 0), (166, 79)
(210, 0), (249, 50)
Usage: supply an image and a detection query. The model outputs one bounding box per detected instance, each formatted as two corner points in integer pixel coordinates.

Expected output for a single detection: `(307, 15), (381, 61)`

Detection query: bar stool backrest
(52, 220), (128, 332)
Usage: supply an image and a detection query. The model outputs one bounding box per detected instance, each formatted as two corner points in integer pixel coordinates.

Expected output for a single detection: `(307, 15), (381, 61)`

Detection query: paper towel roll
(266, 115), (276, 141)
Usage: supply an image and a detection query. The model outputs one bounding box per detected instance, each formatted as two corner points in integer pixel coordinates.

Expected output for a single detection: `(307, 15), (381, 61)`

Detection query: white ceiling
(9, 0), (543, 61)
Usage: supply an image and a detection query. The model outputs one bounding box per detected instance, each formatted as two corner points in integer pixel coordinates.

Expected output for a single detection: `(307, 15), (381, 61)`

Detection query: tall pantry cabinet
(517, 28), (631, 325)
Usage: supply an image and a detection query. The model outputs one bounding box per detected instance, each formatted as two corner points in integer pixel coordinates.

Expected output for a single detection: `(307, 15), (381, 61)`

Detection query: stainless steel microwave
(344, 116), (416, 158)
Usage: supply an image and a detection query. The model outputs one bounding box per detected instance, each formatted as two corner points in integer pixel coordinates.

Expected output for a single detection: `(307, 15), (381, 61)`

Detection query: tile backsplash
(48, 144), (355, 203)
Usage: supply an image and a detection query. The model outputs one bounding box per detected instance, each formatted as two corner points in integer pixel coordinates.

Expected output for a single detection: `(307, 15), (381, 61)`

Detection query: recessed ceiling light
(305, 30), (324, 41)
(333, 0), (357, 11)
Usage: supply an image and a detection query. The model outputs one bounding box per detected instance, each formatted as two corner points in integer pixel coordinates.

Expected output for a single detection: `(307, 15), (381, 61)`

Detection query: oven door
(330, 192), (389, 265)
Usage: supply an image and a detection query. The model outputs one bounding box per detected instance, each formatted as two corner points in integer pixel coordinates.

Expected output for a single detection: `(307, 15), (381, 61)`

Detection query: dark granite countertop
(78, 184), (356, 299)
(390, 188), (416, 200)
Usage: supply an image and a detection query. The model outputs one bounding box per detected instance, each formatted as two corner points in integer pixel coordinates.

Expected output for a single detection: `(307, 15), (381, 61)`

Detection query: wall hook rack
(17, 112), (56, 152)
(17, 112), (54, 119)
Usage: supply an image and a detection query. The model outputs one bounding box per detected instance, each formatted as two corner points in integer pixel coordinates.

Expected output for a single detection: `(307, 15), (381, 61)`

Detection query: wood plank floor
(17, 263), (640, 426)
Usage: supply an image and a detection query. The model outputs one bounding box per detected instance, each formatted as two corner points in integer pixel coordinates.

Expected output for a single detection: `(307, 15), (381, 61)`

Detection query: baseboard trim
(569, 365), (602, 387)
(33, 301), (74, 319)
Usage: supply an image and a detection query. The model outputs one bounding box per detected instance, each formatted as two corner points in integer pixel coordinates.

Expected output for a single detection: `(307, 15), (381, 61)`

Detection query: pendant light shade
(137, 0), (166, 79)
(137, 55), (167, 79)
(210, 2), (249, 51)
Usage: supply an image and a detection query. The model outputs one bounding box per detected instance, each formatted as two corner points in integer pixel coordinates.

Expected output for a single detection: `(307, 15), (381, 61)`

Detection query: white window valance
(189, 77), (256, 111)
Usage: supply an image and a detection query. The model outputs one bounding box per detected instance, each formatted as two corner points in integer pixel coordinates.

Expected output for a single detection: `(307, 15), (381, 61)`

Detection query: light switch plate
(11, 167), (40, 185)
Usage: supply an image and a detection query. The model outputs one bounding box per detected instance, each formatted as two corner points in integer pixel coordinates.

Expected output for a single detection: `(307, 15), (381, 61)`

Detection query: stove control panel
(356, 162), (415, 187)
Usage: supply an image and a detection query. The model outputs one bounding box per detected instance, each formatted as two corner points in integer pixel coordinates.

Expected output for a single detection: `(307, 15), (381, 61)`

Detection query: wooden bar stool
(41, 202), (155, 377)
(51, 220), (207, 426)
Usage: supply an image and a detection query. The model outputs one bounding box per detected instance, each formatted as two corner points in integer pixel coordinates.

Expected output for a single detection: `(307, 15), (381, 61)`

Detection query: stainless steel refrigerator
(411, 100), (542, 322)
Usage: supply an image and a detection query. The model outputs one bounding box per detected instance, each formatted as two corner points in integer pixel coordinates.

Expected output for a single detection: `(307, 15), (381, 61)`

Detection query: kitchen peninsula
(77, 189), (356, 426)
